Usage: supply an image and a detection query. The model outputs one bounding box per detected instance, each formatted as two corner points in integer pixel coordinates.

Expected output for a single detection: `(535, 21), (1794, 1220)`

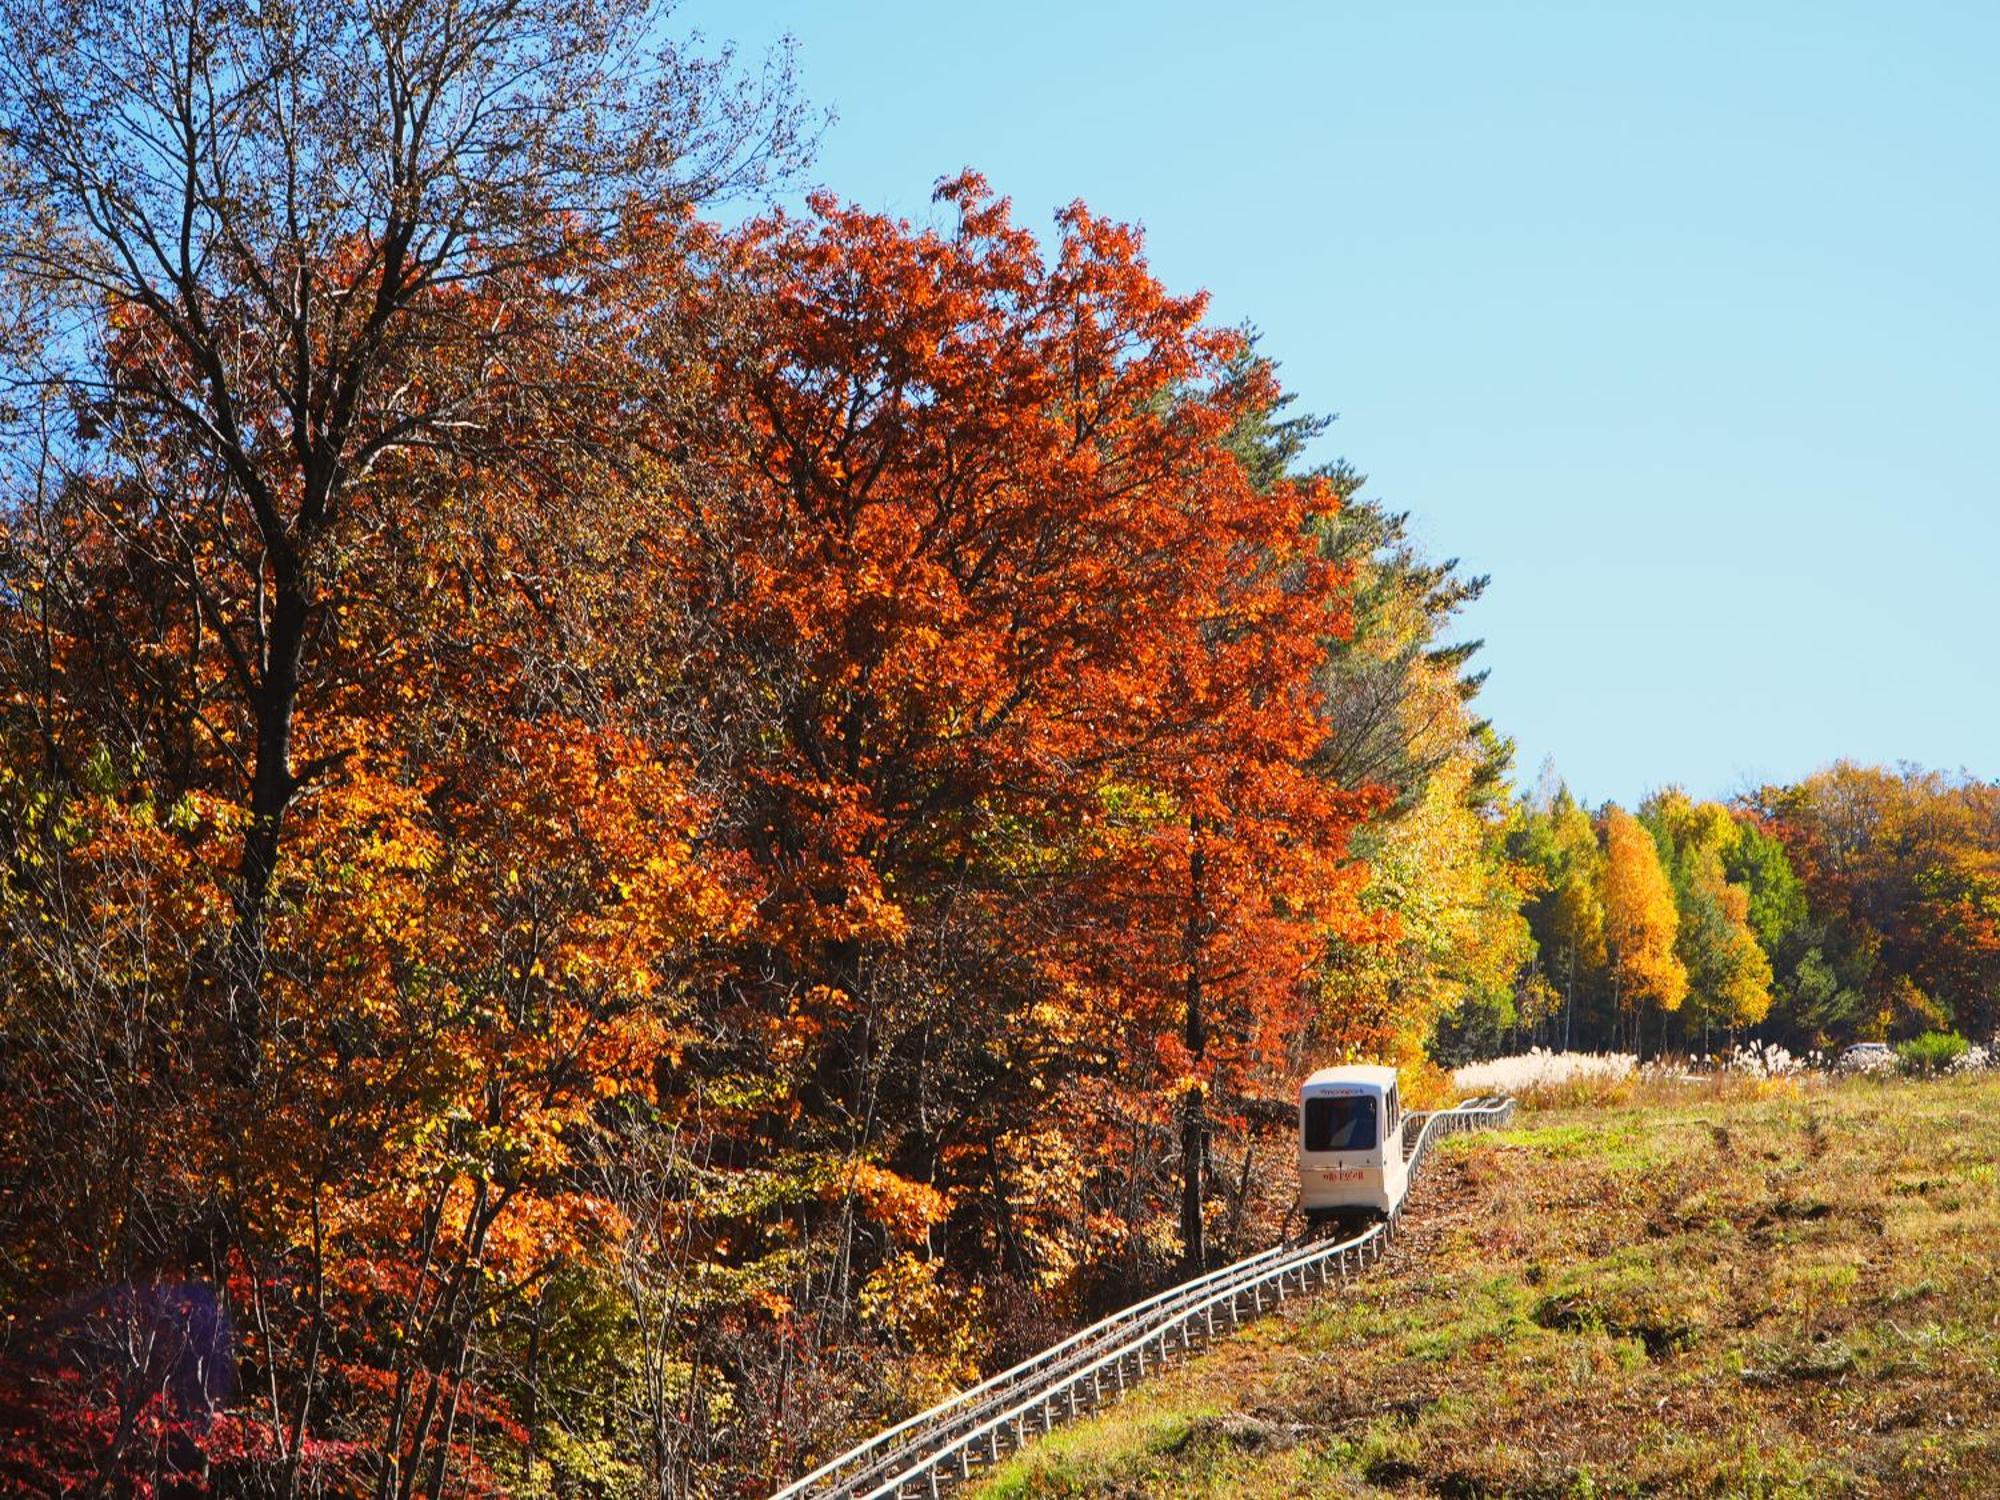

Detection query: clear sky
(679, 0), (1998, 808)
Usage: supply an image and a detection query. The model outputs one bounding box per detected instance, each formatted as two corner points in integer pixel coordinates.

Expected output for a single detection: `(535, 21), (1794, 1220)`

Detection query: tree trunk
(1179, 1083), (1205, 1273)
(1179, 817), (1207, 1274)
(226, 562), (311, 1065)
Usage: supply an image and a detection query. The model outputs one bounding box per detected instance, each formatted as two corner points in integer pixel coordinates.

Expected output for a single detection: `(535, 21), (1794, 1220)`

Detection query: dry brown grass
(1507, 1067), (1804, 1112)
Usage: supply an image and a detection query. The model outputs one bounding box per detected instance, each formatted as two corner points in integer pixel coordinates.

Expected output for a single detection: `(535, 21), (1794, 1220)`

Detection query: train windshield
(1302, 1095), (1378, 1153)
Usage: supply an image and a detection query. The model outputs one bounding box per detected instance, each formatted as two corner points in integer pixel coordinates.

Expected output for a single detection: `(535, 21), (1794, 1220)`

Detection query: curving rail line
(771, 1094), (1517, 1500)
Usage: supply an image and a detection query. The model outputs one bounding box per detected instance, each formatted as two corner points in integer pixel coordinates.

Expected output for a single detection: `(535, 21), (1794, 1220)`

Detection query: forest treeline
(1446, 762), (2000, 1064)
(0, 1), (1993, 1494)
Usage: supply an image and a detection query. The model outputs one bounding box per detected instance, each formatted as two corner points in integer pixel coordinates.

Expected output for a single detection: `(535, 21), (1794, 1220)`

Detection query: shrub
(1896, 1031), (1970, 1076)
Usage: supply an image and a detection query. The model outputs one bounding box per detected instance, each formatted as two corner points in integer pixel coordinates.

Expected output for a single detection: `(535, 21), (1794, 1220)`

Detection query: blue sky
(680, 1), (1998, 807)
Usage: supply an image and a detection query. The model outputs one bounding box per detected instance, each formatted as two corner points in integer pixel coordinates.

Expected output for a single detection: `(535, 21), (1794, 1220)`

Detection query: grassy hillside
(974, 1075), (2000, 1498)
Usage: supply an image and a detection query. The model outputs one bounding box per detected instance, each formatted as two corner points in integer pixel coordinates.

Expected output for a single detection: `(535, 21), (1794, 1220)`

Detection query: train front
(1298, 1065), (1401, 1222)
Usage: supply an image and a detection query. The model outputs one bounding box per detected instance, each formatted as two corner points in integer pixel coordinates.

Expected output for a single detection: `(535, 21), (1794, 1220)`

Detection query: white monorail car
(1298, 1065), (1406, 1223)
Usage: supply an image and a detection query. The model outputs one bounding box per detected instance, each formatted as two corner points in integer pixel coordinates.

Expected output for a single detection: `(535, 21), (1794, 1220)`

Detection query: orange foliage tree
(1600, 804), (1688, 1047)
(0, 289), (751, 1492)
(0, 0), (814, 1485)
(600, 175), (1382, 1467)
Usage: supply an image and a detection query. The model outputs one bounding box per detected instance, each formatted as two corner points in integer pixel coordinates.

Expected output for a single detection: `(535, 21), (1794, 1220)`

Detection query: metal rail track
(771, 1095), (1516, 1500)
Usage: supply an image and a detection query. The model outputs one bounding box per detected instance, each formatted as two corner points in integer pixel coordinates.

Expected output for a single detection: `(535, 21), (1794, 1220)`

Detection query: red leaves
(647, 178), (1378, 1293)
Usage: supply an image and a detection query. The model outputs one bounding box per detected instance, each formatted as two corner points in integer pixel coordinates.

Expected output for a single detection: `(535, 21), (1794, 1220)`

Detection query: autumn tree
(1600, 803), (1687, 1048)
(1301, 507), (1525, 1077)
(1490, 775), (1611, 1053)
(0, 0), (804, 1490)
(0, 0), (803, 1037)
(1321, 741), (1534, 1084)
(1723, 815), (1809, 954)
(1309, 492), (1503, 815)
(1641, 790), (1773, 1046)
(582, 181), (1387, 1474)
(0, 280), (764, 1493)
(1208, 342), (1530, 1093)
(1745, 763), (1999, 1045)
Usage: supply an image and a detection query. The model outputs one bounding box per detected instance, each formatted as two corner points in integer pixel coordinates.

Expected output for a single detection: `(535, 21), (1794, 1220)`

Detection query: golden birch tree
(1601, 804), (1688, 1044)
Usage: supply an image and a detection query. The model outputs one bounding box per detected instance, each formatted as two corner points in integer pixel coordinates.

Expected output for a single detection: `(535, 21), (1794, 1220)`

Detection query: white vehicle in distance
(1298, 1064), (1406, 1227)
(1837, 1042), (1896, 1073)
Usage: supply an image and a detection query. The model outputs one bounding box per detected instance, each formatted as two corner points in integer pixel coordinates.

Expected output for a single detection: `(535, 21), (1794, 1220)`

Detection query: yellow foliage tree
(1547, 791), (1609, 975)
(1642, 790), (1774, 1036)
(1323, 748), (1535, 1096)
(1601, 805), (1688, 1042)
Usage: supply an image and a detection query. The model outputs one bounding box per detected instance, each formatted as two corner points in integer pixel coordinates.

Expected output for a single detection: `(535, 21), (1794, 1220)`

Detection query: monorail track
(769, 1095), (1517, 1500)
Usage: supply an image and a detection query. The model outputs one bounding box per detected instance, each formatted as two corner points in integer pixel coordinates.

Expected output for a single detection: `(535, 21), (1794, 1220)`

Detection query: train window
(1302, 1096), (1378, 1153)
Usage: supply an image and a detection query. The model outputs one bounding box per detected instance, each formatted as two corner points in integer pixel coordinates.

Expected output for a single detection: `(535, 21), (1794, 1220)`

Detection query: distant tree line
(1435, 763), (2000, 1062)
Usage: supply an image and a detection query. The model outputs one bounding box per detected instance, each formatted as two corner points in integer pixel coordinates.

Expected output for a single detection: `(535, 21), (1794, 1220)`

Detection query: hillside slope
(975, 1075), (2000, 1498)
